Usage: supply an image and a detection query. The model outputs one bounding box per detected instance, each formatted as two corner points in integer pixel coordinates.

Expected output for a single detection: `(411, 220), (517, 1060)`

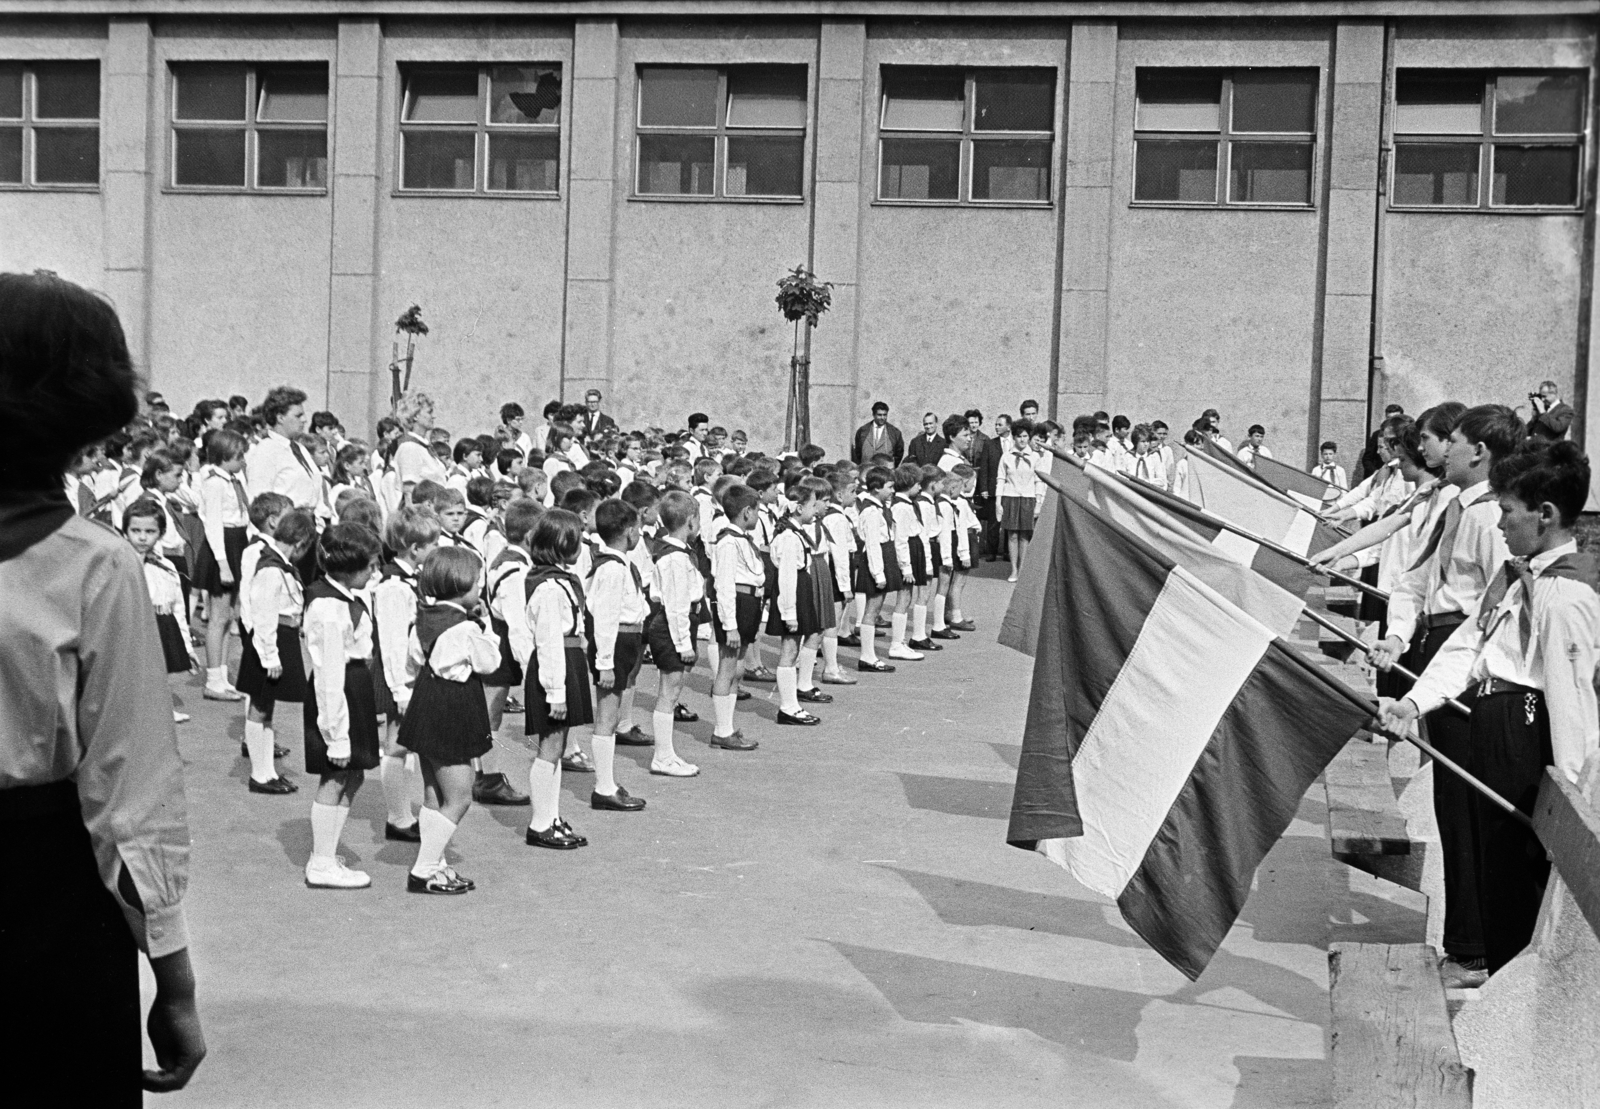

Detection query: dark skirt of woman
(907, 536), (930, 587)
(155, 611), (191, 674)
(368, 630), (398, 718)
(195, 524), (247, 595)
(1001, 496), (1035, 535)
(304, 660), (382, 774)
(3, 780), (141, 1109)
(480, 613), (523, 687)
(235, 624), (309, 703)
(399, 671), (493, 764)
(766, 567), (826, 637)
(807, 552), (837, 629)
(525, 645), (595, 737)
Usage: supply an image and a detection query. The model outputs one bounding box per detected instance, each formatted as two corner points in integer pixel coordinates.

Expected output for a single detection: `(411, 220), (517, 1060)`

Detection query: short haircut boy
(1491, 440), (1590, 526)
(1454, 404), (1525, 462)
(560, 486), (598, 517)
(204, 428), (247, 465)
(248, 491), (294, 531)
(319, 521), (381, 576)
(595, 498), (639, 545)
(719, 482), (760, 520)
(657, 490), (696, 532)
(385, 504), (442, 552)
(503, 498), (543, 546)
(861, 464), (894, 492)
(466, 474), (496, 507)
(620, 480), (659, 512)
(941, 414), (966, 441)
(273, 508), (317, 549)
(500, 402), (524, 424)
(1320, 440), (1338, 453)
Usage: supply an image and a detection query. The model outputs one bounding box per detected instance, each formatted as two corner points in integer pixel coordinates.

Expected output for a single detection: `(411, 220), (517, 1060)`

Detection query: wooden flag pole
(1299, 606), (1468, 714)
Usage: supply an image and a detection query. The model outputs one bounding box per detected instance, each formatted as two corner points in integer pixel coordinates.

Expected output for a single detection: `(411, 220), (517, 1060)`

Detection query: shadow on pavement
(893, 772), (1012, 821)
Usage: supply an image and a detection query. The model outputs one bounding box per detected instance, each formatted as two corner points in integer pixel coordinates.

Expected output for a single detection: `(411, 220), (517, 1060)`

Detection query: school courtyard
(152, 566), (1421, 1109)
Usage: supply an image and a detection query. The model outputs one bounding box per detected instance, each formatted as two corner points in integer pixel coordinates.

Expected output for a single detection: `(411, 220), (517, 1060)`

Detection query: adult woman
(392, 391), (448, 496)
(0, 271), (205, 1102)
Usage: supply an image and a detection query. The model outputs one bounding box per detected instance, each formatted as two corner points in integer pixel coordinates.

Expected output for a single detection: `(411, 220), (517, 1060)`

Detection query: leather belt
(735, 584), (763, 597)
(617, 622), (644, 634)
(562, 635), (587, 649)
(1422, 611), (1466, 630)
(1475, 677), (1540, 699)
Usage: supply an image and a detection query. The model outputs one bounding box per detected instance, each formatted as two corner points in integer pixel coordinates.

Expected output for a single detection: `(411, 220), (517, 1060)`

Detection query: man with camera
(1528, 379), (1574, 441)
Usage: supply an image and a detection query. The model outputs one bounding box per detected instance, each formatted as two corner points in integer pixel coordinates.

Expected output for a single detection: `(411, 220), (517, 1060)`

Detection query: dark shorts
(908, 537), (930, 587)
(713, 591), (764, 646)
(599, 629), (644, 687)
(645, 605), (696, 672)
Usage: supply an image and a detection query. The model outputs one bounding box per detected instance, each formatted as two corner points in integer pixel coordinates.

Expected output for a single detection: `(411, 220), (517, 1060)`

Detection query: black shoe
(408, 868), (472, 895)
(838, 633), (861, 647)
(930, 628), (960, 640)
(736, 690), (752, 701)
(796, 687), (833, 704)
(553, 817), (588, 846)
(240, 742), (292, 759)
(710, 730), (759, 751)
(857, 660), (896, 673)
(385, 821), (421, 842)
(591, 786), (646, 811)
(525, 824), (582, 849)
(247, 775), (297, 795)
(615, 726), (653, 747)
(948, 619), (977, 632)
(777, 709), (822, 726)
(473, 771), (531, 805)
(908, 638), (943, 652)
(674, 703), (699, 723)
(504, 696), (524, 714)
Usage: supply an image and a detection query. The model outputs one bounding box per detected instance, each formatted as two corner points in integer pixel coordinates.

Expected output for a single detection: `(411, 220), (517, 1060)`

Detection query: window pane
(971, 138), (1051, 200)
(1136, 71), (1221, 132)
(35, 62), (99, 120)
(726, 135), (803, 197)
(490, 66), (561, 125)
(881, 69), (964, 132)
(1395, 71), (1483, 134)
(1495, 73), (1584, 135)
(973, 70), (1054, 132)
(1492, 145), (1580, 206)
(257, 129), (327, 188)
(1392, 142), (1479, 205)
(488, 132), (559, 191)
(638, 68), (719, 128)
(404, 68), (479, 123)
(726, 67), (807, 129)
(34, 127), (98, 184)
(0, 64), (20, 119)
(173, 128), (246, 186)
(637, 134), (715, 194)
(1232, 70), (1316, 133)
(174, 65), (247, 122)
(257, 65), (328, 122)
(0, 127), (20, 182)
(1134, 137), (1218, 201)
(402, 130), (476, 189)
(879, 136), (960, 200)
(1228, 140), (1312, 203)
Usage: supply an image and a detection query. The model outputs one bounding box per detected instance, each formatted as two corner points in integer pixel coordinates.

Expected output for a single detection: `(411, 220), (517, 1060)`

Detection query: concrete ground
(153, 563), (1422, 1109)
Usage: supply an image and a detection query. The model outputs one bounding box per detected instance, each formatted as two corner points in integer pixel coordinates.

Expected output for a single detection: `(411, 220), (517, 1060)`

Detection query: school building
(2, 1), (1596, 465)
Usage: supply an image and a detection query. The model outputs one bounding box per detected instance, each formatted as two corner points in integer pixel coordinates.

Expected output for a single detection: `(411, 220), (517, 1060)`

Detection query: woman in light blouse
(392, 390), (448, 496)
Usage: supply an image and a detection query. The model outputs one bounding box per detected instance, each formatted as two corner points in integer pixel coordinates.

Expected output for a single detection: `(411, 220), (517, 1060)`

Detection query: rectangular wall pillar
(326, 18), (382, 428)
(102, 17), (151, 373)
(561, 18), (620, 408)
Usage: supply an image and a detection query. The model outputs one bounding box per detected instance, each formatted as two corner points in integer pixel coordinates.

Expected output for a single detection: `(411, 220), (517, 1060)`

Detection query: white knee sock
(798, 646), (818, 691)
(309, 802), (348, 865)
(713, 693), (736, 736)
(821, 635), (840, 676)
(652, 709), (677, 762)
(411, 807), (456, 878)
(245, 720), (275, 783)
(618, 687), (637, 732)
(592, 733), (617, 795)
(777, 666), (800, 713)
(931, 595), (947, 632)
(206, 665), (228, 689)
(912, 604), (928, 641)
(891, 612), (908, 648)
(860, 620), (879, 662)
(528, 758), (559, 832)
(381, 755), (416, 827)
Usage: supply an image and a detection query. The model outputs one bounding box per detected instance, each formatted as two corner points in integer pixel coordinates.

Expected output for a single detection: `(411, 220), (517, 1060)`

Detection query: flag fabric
(997, 455), (1061, 657)
(1251, 453), (1341, 511)
(1006, 490), (1373, 980)
(1181, 447), (1345, 556)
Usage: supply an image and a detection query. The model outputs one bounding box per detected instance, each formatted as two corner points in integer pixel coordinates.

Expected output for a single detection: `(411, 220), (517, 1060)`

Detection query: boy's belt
(1474, 676), (1540, 699)
(1422, 611), (1465, 630)
(735, 584), (763, 597)
(617, 622), (644, 634)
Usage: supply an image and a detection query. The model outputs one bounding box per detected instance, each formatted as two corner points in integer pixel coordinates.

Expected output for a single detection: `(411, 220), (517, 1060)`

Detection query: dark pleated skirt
(766, 568), (826, 637)
(481, 613), (523, 687)
(525, 645), (595, 737)
(155, 612), (191, 674)
(853, 544), (904, 595)
(399, 671), (493, 765)
(807, 552), (837, 628)
(304, 660), (382, 773)
(196, 525), (248, 594)
(369, 631), (398, 717)
(236, 624), (308, 703)
(1001, 496), (1034, 534)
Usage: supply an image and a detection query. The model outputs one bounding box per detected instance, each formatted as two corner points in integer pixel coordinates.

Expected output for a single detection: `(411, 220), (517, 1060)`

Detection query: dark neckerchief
(0, 488), (75, 562)
(305, 578), (368, 629)
(414, 602), (480, 658)
(256, 542), (299, 582)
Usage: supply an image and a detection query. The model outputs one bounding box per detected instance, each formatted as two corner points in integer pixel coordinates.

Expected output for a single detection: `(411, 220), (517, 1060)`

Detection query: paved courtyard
(153, 565), (1421, 1108)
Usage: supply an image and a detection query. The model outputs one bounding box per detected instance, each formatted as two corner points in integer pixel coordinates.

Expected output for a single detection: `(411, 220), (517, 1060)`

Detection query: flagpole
(1043, 446), (1389, 605)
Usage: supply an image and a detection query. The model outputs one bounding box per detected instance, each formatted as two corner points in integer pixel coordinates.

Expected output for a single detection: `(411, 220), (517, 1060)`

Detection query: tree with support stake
(388, 304), (429, 412)
(775, 265), (832, 451)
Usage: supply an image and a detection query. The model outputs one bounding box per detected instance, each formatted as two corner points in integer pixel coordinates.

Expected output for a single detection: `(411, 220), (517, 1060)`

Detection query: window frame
(631, 64), (810, 203)
(874, 65), (1058, 208)
(1388, 69), (1588, 213)
(0, 59), (101, 192)
(1130, 67), (1321, 211)
(394, 63), (564, 199)
(166, 62), (331, 195)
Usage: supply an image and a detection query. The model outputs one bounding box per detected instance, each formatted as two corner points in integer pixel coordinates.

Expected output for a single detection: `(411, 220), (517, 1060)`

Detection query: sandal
(742, 667), (776, 683)
(560, 750), (594, 773)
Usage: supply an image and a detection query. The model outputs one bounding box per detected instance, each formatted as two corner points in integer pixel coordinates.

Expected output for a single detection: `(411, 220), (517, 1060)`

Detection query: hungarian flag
(1180, 446), (1345, 556)
(1251, 453), (1342, 511)
(1006, 487), (1372, 980)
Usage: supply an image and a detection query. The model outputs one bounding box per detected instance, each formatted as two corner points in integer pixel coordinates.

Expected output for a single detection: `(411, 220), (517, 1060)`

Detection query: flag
(1006, 491), (1372, 980)
(997, 456), (1061, 657)
(1182, 446), (1345, 556)
(1251, 453), (1341, 511)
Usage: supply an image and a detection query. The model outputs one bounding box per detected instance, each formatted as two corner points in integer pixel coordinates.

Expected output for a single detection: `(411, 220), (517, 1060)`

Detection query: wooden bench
(1324, 737), (1423, 893)
(1329, 942), (1472, 1108)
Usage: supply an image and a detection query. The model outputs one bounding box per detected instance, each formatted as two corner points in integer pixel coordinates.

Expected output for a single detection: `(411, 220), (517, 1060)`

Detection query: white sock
(592, 733), (617, 795)
(206, 665), (228, 688)
(652, 709), (677, 762)
(618, 687), (637, 732)
(713, 693), (736, 737)
(798, 646), (818, 691)
(912, 604), (928, 641)
(821, 635), (839, 675)
(931, 596), (946, 632)
(380, 755), (416, 827)
(706, 640), (721, 673)
(891, 612), (908, 648)
(309, 802), (348, 865)
(528, 759), (559, 832)
(245, 720), (275, 783)
(951, 607), (963, 623)
(410, 808), (456, 878)
(777, 666), (800, 713)
(860, 620), (879, 662)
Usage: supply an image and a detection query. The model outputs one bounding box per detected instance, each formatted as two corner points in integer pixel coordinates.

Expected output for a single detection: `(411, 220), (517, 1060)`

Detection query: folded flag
(1251, 453), (1342, 511)
(997, 455), (1062, 657)
(1006, 488), (1373, 980)
(1180, 446), (1344, 557)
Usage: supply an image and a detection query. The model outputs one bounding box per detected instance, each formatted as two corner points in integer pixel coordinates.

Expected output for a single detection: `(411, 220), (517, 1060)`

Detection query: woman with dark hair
(0, 271), (206, 1102)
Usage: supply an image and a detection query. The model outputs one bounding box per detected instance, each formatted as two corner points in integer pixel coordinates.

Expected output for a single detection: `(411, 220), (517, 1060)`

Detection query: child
(371, 505), (442, 839)
(522, 508), (594, 848)
(447, 438), (483, 493)
(516, 466), (548, 507)
(543, 423), (579, 483)
(399, 546), (504, 894)
(195, 428), (251, 701)
(742, 469), (781, 682)
(429, 485), (476, 556)
(302, 522), (384, 889)
(124, 496), (198, 724)
(851, 465), (901, 673)
(911, 464), (955, 648)
(586, 498), (650, 810)
(644, 490), (706, 777)
(929, 466), (960, 641)
(767, 478), (833, 724)
(888, 463), (926, 661)
(1381, 438), (1599, 975)
(477, 499), (539, 806)
(140, 447), (198, 612)
(330, 443), (382, 515)
(464, 475), (506, 566)
(1130, 424), (1167, 489)
(710, 483), (765, 750)
(234, 508), (317, 794)
(947, 464), (979, 631)
(817, 468), (860, 685)
(1317, 440), (1349, 491)
(691, 456), (722, 546)
(998, 418), (1039, 583)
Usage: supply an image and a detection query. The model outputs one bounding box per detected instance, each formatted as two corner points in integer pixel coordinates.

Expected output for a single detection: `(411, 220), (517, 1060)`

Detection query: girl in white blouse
(234, 510), (316, 795)
(124, 497), (198, 724)
(195, 429), (251, 700)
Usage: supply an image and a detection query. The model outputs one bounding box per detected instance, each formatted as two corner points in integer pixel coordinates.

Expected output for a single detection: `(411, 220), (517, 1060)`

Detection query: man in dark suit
(852, 402), (904, 465)
(977, 413), (1009, 559)
(906, 412), (947, 467)
(1528, 379), (1575, 441)
(577, 388), (618, 442)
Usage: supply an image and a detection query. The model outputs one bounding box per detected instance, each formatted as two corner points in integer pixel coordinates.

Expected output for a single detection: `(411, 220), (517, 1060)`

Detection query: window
(634, 66), (807, 199)
(1133, 68), (1318, 207)
(399, 65), (561, 194)
(878, 67), (1055, 204)
(170, 64), (328, 190)
(0, 61), (99, 188)
(1392, 71), (1585, 210)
